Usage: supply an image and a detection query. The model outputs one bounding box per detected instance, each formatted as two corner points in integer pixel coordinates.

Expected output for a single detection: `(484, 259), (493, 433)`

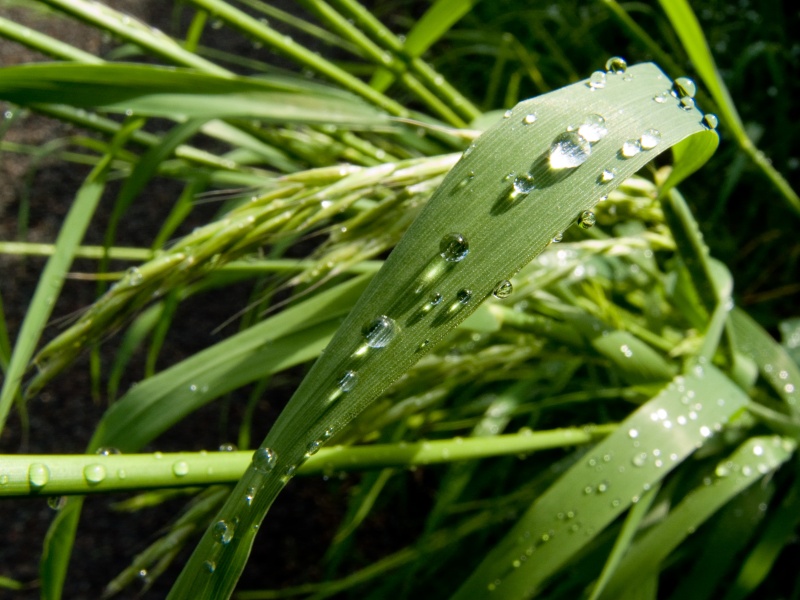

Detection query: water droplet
(588, 70), (606, 89)
(679, 97), (696, 111)
(95, 447), (121, 456)
(462, 144), (476, 158)
(620, 344), (633, 358)
(512, 174), (535, 196)
(219, 443), (237, 452)
(439, 233), (469, 262)
(578, 211), (596, 229)
(172, 461), (189, 477)
(598, 168), (616, 183)
(306, 440), (321, 456)
(212, 519), (234, 544)
(338, 370), (358, 392)
(639, 129), (661, 150)
(430, 293), (443, 306)
(577, 114), (608, 143)
(126, 267), (143, 286)
(457, 289), (473, 305)
(652, 91), (671, 103)
(597, 480), (609, 493)
(549, 131), (591, 169)
(47, 496), (67, 510)
(503, 109), (513, 118)
(0, 474), (8, 486)
(252, 447), (278, 473)
(459, 171), (475, 187)
(493, 280), (513, 299)
(204, 560), (216, 573)
(605, 56), (628, 74)
(83, 464), (106, 485)
(621, 139), (642, 158)
(245, 486), (256, 506)
(552, 233), (563, 243)
(632, 452), (648, 467)
(673, 77), (697, 98)
(363, 315), (398, 348)
(628, 428), (639, 439)
(702, 113), (719, 129)
(700, 425), (712, 438)
(523, 113), (537, 125)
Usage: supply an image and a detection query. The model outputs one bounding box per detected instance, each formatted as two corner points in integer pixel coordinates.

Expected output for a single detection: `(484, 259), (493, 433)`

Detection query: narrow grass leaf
(598, 435), (795, 600)
(0, 63), (390, 125)
(167, 63), (716, 599)
(452, 365), (749, 599)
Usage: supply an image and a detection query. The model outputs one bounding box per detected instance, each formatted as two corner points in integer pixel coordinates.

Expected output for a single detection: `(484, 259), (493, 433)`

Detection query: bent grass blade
(167, 63), (717, 598)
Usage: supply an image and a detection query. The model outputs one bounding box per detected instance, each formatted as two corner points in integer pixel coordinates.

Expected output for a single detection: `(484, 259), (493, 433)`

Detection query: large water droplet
(172, 461), (189, 477)
(702, 113), (719, 130)
(84, 464), (107, 485)
(605, 56), (627, 74)
(679, 97), (696, 111)
(493, 280), (513, 299)
(439, 233), (469, 262)
(338, 370), (358, 392)
(577, 114), (608, 143)
(457, 289), (473, 305)
(363, 315), (398, 348)
(639, 129), (661, 150)
(212, 519), (234, 544)
(252, 447), (278, 473)
(673, 77), (697, 98)
(621, 139), (642, 158)
(588, 70), (606, 89)
(549, 131), (591, 169)
(577, 211), (596, 229)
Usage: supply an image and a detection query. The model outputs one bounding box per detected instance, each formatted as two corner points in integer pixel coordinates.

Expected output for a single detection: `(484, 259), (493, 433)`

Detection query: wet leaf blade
(452, 365), (749, 599)
(167, 63), (717, 599)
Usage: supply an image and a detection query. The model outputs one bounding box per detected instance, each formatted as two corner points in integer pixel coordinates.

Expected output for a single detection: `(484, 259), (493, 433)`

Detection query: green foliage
(0, 1), (798, 599)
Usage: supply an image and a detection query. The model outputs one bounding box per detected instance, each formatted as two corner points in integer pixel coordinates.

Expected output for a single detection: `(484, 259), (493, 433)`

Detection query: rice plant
(1, 0), (798, 598)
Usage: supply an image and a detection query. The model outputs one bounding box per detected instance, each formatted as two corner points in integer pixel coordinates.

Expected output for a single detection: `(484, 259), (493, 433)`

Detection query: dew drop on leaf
(588, 70), (606, 89)
(337, 370), (358, 392)
(577, 211), (596, 229)
(598, 168), (616, 183)
(212, 519), (234, 544)
(673, 76), (697, 98)
(522, 113), (537, 125)
(702, 113), (719, 130)
(639, 129), (661, 150)
(457, 289), (473, 305)
(363, 315), (398, 348)
(439, 233), (469, 262)
(549, 131), (591, 169)
(605, 56), (628, 74)
(512, 174), (535, 196)
(679, 97), (696, 111)
(577, 114), (608, 143)
(621, 139), (642, 158)
(492, 280), (513, 299)
(252, 447), (278, 473)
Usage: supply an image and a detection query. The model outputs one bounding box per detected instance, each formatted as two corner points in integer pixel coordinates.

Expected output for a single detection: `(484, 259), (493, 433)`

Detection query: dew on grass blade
(28, 463), (50, 489)
(639, 129), (661, 150)
(337, 370), (358, 392)
(439, 233), (469, 262)
(703, 114), (719, 130)
(457, 289), (473, 305)
(621, 139), (642, 158)
(305, 440), (321, 457)
(212, 519), (234, 544)
(363, 315), (398, 348)
(680, 97), (696, 111)
(492, 280), (513, 299)
(511, 174), (535, 197)
(576, 114), (608, 143)
(598, 168), (616, 183)
(125, 267), (143, 286)
(522, 114), (537, 125)
(96, 447), (121, 456)
(549, 131), (591, 169)
(605, 56), (627, 74)
(83, 464), (106, 485)
(252, 447), (277, 473)
(578, 211), (596, 229)
(588, 70), (606, 89)
(673, 76), (697, 98)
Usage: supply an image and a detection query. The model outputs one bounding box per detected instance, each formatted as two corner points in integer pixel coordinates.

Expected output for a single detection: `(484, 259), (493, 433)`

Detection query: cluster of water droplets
(587, 56), (631, 91)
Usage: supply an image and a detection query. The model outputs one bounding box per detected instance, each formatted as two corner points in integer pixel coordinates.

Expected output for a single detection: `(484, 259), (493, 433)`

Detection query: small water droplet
(632, 452), (648, 467)
(439, 233), (469, 262)
(492, 280), (513, 299)
(457, 289), (473, 305)
(212, 519), (234, 544)
(673, 77), (697, 98)
(252, 447), (278, 473)
(462, 143), (476, 158)
(523, 113), (537, 125)
(306, 440), (321, 456)
(338, 370), (358, 392)
(83, 464), (107, 485)
(639, 129), (661, 150)
(95, 447), (121, 456)
(363, 315), (398, 348)
(219, 443), (237, 452)
(552, 232), (563, 243)
(458, 171), (475, 187)
(679, 97), (696, 111)
(48, 496), (67, 510)
(588, 70), (607, 89)
(628, 428), (639, 439)
(598, 168), (616, 183)
(0, 474), (9, 486)
(700, 425), (712, 438)
(503, 109), (513, 119)
(512, 174), (535, 196)
(577, 211), (596, 229)
(652, 91), (671, 103)
(245, 486), (256, 506)
(172, 461), (189, 477)
(621, 139), (642, 158)
(204, 560), (216, 573)
(126, 267), (143, 286)
(549, 131), (591, 169)
(702, 113), (719, 129)
(605, 56), (627, 74)
(577, 114), (608, 143)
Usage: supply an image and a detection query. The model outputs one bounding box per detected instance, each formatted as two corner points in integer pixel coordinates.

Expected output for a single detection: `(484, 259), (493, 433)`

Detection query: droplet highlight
(621, 139), (642, 158)
(252, 447), (278, 473)
(439, 233), (469, 263)
(702, 113), (719, 130)
(673, 76), (697, 98)
(363, 315), (398, 348)
(578, 211), (596, 229)
(639, 129), (661, 150)
(588, 70), (606, 89)
(212, 519), (234, 544)
(549, 131), (591, 169)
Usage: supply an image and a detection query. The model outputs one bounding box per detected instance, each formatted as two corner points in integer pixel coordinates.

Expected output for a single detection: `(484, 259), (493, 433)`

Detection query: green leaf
(452, 365), (752, 599)
(0, 63), (390, 125)
(167, 62), (716, 599)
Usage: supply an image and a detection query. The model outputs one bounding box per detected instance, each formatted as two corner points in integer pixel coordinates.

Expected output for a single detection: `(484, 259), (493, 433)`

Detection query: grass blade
(166, 62), (716, 599)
